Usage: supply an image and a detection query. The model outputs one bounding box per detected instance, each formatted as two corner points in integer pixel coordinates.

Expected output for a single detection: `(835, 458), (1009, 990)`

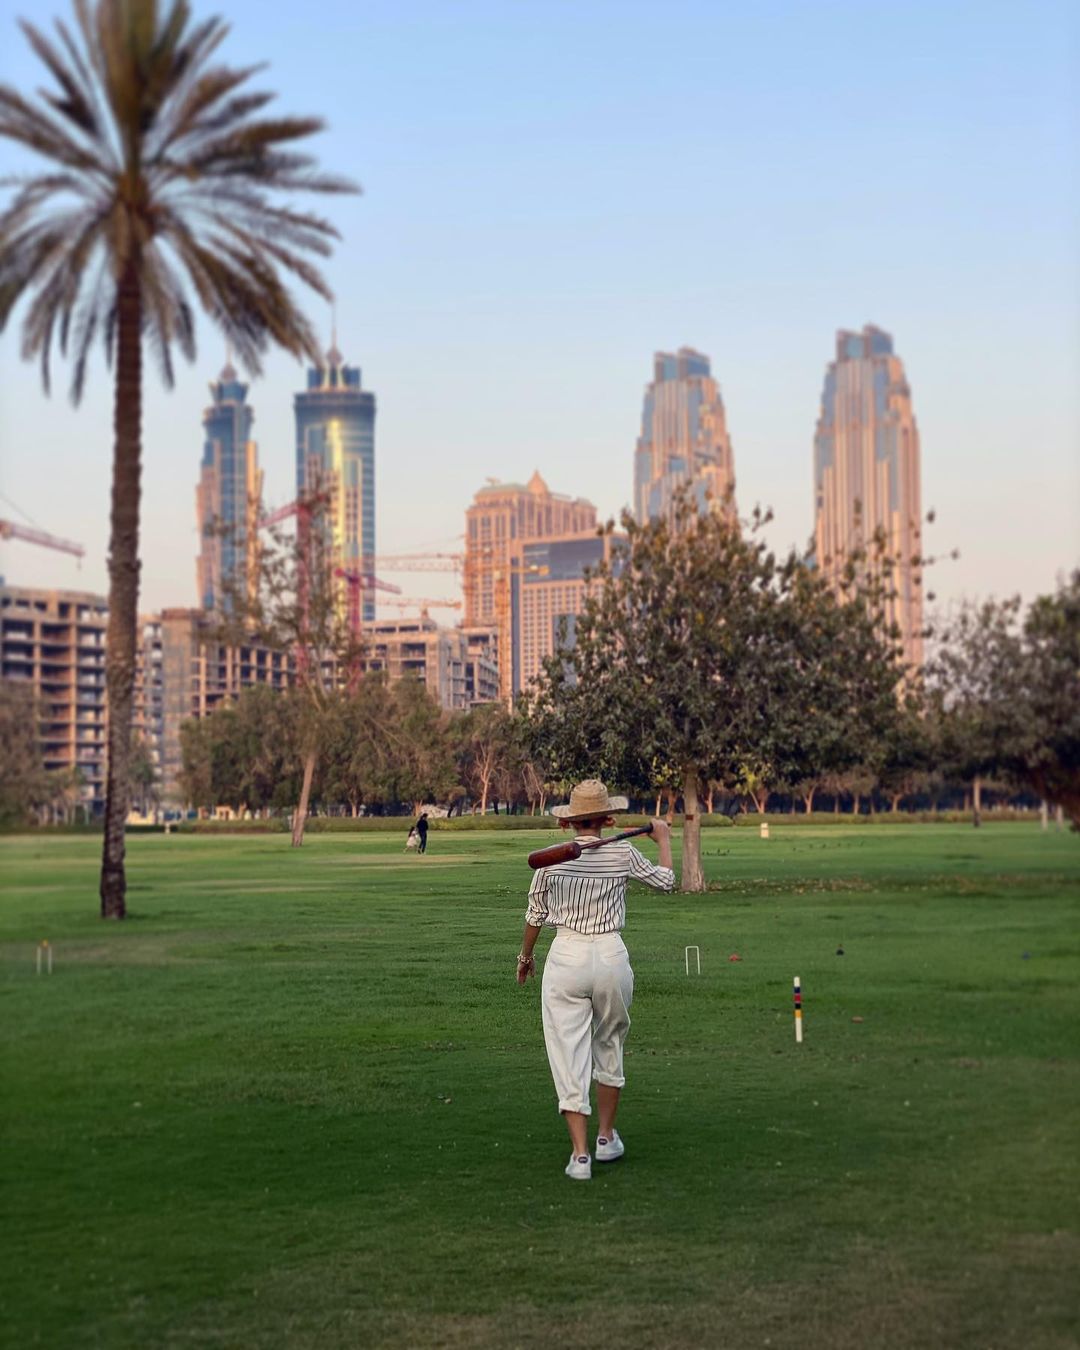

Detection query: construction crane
(334, 566), (402, 692)
(256, 491), (336, 677)
(0, 519), (85, 561)
(377, 596), (462, 611)
(372, 552), (463, 573)
(334, 567), (402, 638)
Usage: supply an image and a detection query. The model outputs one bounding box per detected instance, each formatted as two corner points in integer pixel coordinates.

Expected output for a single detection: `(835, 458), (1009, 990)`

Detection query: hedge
(3, 806), (1044, 836)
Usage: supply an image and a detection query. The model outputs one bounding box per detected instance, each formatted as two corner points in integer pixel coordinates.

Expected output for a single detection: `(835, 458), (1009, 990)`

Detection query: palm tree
(0, 0), (356, 917)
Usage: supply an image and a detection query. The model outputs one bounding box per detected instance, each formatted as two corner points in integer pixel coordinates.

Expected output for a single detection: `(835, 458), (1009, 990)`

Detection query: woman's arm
(627, 818), (676, 890)
(651, 818), (673, 870)
(516, 922), (542, 984)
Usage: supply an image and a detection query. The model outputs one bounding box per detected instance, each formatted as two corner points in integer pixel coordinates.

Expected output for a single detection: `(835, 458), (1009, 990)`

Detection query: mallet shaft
(527, 823), (654, 870)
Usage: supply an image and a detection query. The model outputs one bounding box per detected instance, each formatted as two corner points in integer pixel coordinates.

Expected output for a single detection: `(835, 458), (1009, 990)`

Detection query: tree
(0, 680), (48, 824)
(129, 736), (159, 818)
(390, 677), (459, 811)
(0, 0), (355, 914)
(527, 495), (904, 891)
(218, 495), (355, 844)
(876, 689), (935, 813)
(321, 676), (399, 816)
(934, 574), (1080, 826)
(456, 702), (515, 814)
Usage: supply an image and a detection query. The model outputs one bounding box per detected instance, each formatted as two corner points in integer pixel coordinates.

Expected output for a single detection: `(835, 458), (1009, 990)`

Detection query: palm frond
(18, 18), (100, 137)
(0, 0), (357, 401)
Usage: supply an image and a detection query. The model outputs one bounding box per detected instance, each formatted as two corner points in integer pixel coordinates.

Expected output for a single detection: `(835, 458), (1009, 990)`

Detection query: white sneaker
(565, 1152), (592, 1181)
(595, 1130), (625, 1163)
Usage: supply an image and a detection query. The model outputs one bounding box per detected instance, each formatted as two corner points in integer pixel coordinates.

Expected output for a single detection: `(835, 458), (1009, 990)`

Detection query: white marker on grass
(685, 945), (700, 975)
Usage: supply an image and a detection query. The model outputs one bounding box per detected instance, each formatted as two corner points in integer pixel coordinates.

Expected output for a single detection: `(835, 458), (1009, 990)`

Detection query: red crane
(333, 567), (402, 691)
(257, 492), (335, 678)
(0, 519), (85, 561)
(334, 566), (402, 635)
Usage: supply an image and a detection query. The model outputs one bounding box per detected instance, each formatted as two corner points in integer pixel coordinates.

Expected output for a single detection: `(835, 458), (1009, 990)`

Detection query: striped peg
(793, 975), (803, 1044)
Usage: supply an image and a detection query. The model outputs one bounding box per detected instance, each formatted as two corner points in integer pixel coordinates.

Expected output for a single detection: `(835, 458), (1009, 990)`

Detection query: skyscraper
(1, 584), (108, 816)
(813, 325), (924, 668)
(634, 348), (736, 522)
(514, 532), (625, 696)
(196, 360), (261, 612)
(294, 341), (376, 621)
(463, 472), (598, 702)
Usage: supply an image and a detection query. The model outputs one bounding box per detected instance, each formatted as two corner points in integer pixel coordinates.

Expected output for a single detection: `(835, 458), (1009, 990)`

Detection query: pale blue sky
(1, 0), (1077, 613)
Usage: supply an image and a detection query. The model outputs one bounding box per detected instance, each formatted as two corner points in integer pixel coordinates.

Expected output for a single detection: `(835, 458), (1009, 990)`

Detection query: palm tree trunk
(972, 774), (982, 828)
(100, 262), (142, 920)
(680, 766), (705, 894)
(291, 747), (317, 847)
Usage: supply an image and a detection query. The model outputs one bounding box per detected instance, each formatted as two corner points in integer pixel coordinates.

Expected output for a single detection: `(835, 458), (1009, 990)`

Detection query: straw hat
(551, 779), (628, 821)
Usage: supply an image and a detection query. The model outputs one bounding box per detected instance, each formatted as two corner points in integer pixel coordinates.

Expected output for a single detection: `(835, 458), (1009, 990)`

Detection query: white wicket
(36, 941), (53, 976)
(685, 945), (701, 975)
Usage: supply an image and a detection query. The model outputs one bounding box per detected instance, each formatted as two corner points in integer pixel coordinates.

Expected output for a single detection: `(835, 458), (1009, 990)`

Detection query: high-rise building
(196, 360), (262, 612)
(460, 627), (501, 707)
(149, 608), (293, 802)
(363, 614), (497, 711)
(514, 533), (625, 695)
(1, 585), (108, 815)
(813, 325), (924, 668)
(294, 341), (376, 621)
(634, 348), (736, 522)
(464, 472), (597, 702)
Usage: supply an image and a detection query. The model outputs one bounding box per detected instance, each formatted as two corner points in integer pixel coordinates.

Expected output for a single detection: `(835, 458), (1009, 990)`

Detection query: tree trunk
(654, 792), (662, 817)
(100, 262), (143, 920)
(833, 796), (839, 815)
(852, 793), (861, 816)
(802, 787), (816, 814)
(292, 747), (317, 847)
(891, 793), (902, 813)
(680, 766), (705, 893)
(972, 774), (982, 828)
(705, 786), (714, 815)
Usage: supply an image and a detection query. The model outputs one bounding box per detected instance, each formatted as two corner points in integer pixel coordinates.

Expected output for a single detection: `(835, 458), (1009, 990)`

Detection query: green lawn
(2, 825), (1078, 1349)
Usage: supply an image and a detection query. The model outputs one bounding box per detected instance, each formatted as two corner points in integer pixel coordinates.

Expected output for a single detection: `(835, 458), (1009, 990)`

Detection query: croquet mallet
(527, 823), (654, 870)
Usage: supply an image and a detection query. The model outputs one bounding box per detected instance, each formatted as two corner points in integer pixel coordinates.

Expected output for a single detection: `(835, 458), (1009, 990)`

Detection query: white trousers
(541, 929), (634, 1115)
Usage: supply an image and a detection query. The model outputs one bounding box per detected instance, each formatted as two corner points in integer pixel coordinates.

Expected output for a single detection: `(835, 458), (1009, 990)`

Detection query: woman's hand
(649, 818), (674, 869)
(516, 954), (536, 986)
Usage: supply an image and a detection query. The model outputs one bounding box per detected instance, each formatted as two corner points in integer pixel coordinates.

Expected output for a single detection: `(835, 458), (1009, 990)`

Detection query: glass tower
(813, 325), (924, 669)
(294, 342), (377, 621)
(634, 348), (736, 522)
(196, 360), (261, 613)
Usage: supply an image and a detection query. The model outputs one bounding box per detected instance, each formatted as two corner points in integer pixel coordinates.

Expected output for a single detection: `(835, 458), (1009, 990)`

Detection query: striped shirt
(525, 838), (675, 935)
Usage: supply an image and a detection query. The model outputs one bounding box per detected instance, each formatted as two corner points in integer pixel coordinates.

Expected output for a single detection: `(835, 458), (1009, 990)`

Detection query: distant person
(415, 813), (429, 854)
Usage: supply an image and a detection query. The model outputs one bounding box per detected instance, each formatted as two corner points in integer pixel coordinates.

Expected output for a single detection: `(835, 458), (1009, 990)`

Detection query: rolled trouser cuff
(558, 1097), (591, 1115)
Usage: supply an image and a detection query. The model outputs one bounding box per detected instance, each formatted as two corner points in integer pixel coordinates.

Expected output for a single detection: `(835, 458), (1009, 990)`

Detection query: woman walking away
(516, 779), (674, 1181)
(415, 813), (429, 854)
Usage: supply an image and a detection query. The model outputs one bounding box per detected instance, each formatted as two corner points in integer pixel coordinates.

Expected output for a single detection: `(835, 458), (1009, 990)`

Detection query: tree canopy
(526, 496), (907, 889)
